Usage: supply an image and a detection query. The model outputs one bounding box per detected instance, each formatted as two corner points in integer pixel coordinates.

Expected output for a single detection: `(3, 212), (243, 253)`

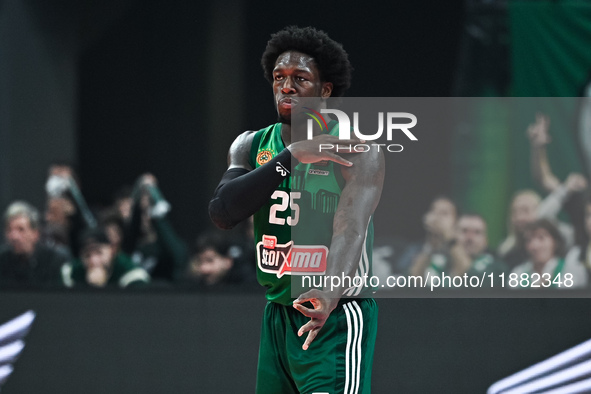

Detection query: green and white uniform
(249, 122), (377, 394)
(250, 121), (374, 304)
(61, 253), (150, 288)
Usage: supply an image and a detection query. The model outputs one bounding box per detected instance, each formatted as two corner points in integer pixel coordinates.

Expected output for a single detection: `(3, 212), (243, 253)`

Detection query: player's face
(525, 228), (556, 266)
(457, 216), (488, 258)
(272, 51), (332, 123)
(5, 215), (39, 256)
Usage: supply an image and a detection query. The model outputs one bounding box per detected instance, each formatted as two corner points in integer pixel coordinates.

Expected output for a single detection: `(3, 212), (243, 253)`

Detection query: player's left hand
(293, 289), (340, 350)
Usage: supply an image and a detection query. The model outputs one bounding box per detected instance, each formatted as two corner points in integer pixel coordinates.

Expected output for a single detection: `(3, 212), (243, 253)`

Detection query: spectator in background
(43, 196), (75, 251)
(0, 201), (68, 288)
(582, 194), (591, 272)
(47, 162), (76, 180)
(500, 113), (588, 270)
(228, 215), (256, 274)
(43, 163), (77, 231)
(184, 230), (255, 287)
(498, 186), (583, 271)
(120, 174), (188, 283)
(457, 213), (507, 278)
(563, 192), (591, 284)
(42, 162), (78, 252)
(43, 161), (98, 260)
(409, 197), (471, 279)
(498, 190), (543, 269)
(112, 185), (133, 221)
(512, 218), (587, 289)
(528, 113), (588, 199)
(98, 209), (125, 255)
(61, 227), (150, 288)
(525, 111), (591, 287)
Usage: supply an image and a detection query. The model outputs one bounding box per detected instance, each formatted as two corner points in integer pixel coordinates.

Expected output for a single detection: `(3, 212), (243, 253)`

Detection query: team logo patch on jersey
(256, 150), (274, 166)
(257, 235), (328, 278)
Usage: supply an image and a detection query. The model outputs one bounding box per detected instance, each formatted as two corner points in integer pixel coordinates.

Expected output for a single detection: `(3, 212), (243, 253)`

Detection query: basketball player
(209, 26), (384, 393)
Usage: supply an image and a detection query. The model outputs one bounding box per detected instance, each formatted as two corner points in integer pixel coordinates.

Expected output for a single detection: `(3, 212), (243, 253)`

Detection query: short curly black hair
(261, 26), (352, 97)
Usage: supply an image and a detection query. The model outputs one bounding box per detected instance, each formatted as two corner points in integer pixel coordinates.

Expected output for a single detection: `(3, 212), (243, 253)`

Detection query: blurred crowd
(0, 166), (256, 290)
(382, 113), (591, 290)
(1, 113), (590, 291)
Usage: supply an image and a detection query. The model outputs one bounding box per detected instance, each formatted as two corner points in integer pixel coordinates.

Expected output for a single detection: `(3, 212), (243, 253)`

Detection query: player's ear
(321, 82), (333, 98)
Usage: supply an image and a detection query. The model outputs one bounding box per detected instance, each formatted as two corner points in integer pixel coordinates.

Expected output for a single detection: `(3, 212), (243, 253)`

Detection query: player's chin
(277, 112), (292, 124)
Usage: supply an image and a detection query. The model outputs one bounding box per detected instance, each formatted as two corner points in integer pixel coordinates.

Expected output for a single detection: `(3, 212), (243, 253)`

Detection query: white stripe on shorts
(343, 301), (363, 394)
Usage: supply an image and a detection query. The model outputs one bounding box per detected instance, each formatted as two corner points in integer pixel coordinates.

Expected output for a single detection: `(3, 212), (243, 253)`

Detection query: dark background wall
(2, 292), (591, 393)
(74, 0), (464, 243)
(0, 0), (79, 212)
(0, 0), (463, 242)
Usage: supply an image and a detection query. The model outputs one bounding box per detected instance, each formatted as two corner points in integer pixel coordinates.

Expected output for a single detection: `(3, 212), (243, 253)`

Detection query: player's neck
(280, 122), (310, 146)
(280, 118), (326, 147)
(280, 123), (292, 147)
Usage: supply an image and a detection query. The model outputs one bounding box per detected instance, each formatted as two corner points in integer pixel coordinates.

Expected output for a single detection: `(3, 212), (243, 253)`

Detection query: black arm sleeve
(209, 148), (293, 229)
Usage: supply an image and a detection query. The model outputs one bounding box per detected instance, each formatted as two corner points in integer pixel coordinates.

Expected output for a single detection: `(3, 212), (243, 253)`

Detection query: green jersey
(249, 122), (374, 305)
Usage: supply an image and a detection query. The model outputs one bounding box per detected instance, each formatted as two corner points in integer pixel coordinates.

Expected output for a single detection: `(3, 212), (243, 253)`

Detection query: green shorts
(256, 298), (378, 394)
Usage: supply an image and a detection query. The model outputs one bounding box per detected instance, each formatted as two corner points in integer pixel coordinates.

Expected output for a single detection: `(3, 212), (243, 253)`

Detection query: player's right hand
(287, 134), (365, 167)
(293, 289), (339, 351)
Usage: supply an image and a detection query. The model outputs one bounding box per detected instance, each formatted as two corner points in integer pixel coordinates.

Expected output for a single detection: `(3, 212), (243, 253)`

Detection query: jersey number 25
(269, 191), (300, 226)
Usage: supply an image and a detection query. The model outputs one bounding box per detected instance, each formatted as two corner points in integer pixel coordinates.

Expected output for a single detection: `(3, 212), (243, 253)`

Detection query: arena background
(2, 0), (591, 392)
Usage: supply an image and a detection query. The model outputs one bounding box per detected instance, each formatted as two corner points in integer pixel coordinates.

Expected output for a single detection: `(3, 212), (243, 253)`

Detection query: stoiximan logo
(305, 108), (418, 153)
